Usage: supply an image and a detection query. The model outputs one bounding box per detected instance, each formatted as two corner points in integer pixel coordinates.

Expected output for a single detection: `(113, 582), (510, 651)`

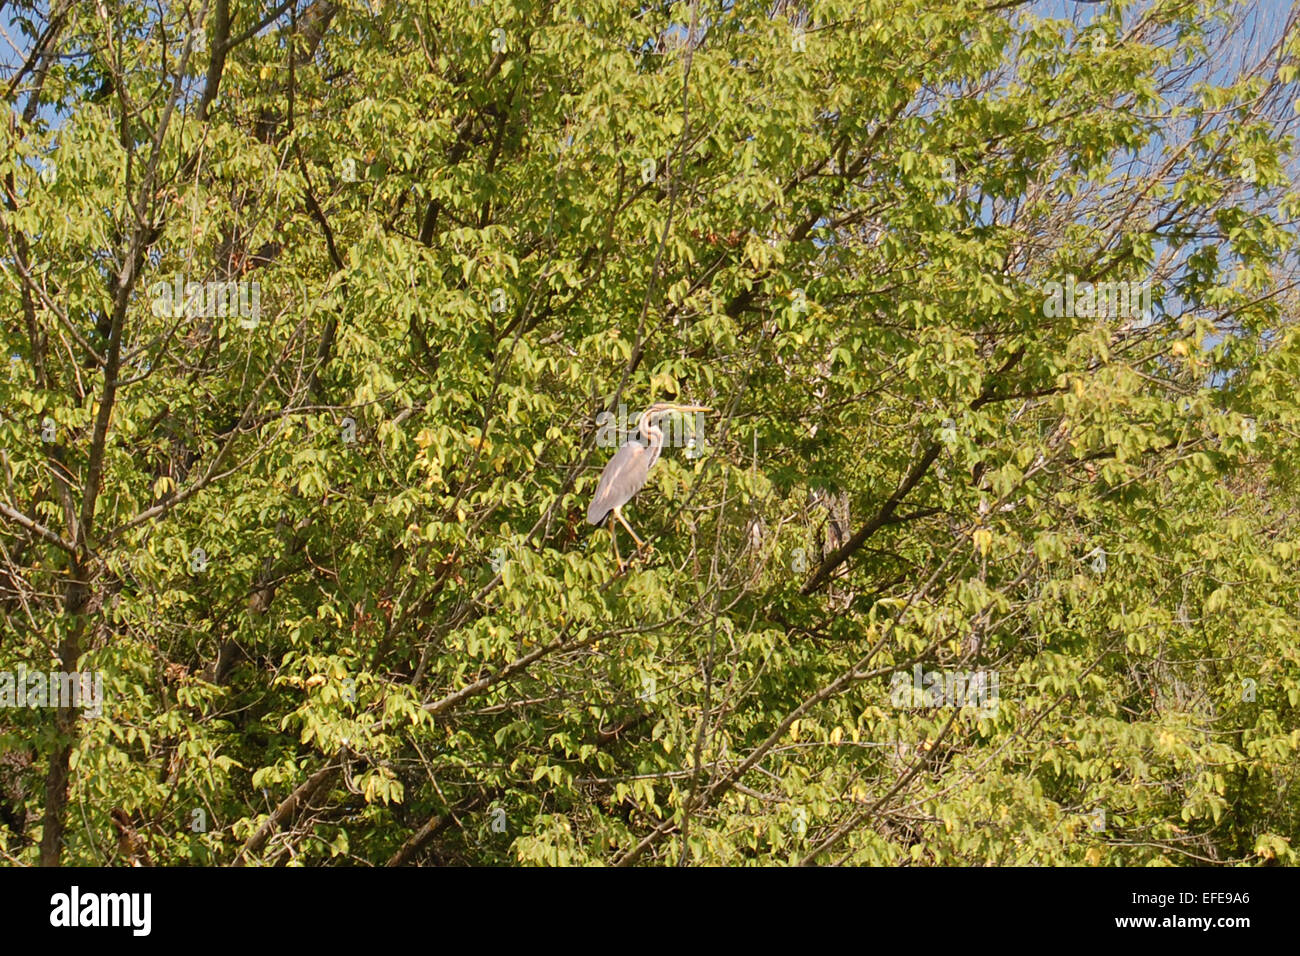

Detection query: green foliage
(0, 0), (1298, 866)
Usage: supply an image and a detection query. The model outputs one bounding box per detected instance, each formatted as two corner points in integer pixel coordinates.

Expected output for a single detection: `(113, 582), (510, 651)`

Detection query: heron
(586, 402), (711, 568)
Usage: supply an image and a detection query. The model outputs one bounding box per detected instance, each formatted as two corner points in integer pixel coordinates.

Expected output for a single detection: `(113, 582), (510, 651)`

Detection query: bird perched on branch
(587, 403), (711, 569)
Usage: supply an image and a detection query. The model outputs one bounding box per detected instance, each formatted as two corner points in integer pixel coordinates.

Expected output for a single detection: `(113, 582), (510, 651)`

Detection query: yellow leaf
(650, 371), (679, 397)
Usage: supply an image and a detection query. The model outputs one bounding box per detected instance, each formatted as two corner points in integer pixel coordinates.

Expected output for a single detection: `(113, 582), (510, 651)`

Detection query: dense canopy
(1, 0), (1298, 866)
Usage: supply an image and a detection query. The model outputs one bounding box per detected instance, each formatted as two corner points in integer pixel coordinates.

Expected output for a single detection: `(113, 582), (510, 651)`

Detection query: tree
(1, 0), (1297, 866)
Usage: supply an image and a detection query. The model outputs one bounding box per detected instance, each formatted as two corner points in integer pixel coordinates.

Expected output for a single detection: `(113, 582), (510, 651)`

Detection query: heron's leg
(614, 507), (647, 550)
(608, 513), (625, 571)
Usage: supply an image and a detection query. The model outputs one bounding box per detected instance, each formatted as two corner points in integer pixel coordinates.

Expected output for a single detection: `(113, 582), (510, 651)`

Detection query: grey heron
(586, 402), (711, 568)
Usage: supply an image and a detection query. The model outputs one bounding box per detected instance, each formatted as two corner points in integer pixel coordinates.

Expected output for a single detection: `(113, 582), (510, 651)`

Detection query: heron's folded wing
(586, 441), (648, 524)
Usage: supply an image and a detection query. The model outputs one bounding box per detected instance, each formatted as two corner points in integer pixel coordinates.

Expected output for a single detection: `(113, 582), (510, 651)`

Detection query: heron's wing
(586, 440), (650, 524)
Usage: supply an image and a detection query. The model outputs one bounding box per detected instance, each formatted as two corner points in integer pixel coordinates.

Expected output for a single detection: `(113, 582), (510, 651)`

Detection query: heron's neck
(637, 415), (664, 445)
(638, 415), (665, 466)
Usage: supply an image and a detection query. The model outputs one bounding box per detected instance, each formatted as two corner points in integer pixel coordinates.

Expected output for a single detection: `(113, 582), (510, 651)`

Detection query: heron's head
(640, 402), (712, 424)
(636, 402), (711, 440)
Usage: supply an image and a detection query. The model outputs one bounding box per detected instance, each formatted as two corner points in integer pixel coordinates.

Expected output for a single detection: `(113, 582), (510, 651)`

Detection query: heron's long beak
(670, 404), (712, 413)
